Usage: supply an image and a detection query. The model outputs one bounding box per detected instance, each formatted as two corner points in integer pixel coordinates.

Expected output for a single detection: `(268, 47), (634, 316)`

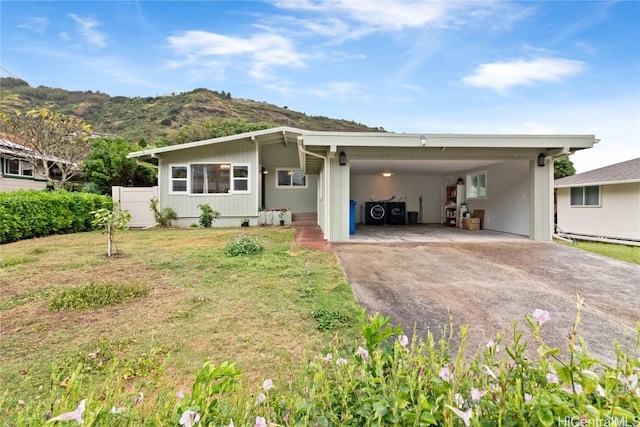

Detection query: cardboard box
(463, 217), (480, 231)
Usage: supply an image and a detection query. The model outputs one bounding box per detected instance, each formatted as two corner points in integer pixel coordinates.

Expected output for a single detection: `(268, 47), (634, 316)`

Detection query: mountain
(0, 78), (381, 144)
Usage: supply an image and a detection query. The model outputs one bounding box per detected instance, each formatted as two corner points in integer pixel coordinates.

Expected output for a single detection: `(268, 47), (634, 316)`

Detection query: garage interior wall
(350, 174), (442, 223)
(459, 160), (530, 236)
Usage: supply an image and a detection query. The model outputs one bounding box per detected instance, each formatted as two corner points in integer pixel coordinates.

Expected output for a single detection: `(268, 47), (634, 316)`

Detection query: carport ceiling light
(382, 172), (393, 177)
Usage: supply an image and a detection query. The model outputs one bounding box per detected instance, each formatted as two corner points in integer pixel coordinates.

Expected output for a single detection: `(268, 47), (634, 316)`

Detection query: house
(555, 158), (640, 243)
(127, 127), (597, 242)
(0, 138), (49, 191)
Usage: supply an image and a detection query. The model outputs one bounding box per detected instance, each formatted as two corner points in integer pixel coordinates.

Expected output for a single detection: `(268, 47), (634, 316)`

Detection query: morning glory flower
(532, 309), (551, 325)
(454, 393), (464, 407)
(471, 388), (487, 401)
(110, 407), (124, 414)
(546, 373), (559, 384)
(254, 416), (267, 427)
(48, 399), (86, 425)
(397, 335), (409, 348)
(262, 379), (274, 391)
(178, 409), (200, 427)
(447, 406), (472, 427)
(321, 353), (332, 363)
(336, 357), (348, 366)
(356, 346), (369, 361)
(176, 389), (184, 400)
(256, 393), (266, 404)
(524, 393), (533, 403)
(439, 367), (451, 382)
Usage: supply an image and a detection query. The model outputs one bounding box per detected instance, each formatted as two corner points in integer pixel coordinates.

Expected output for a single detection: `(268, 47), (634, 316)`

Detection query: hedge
(0, 190), (112, 244)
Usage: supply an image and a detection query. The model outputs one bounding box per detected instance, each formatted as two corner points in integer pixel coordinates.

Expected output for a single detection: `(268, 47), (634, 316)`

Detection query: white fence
(112, 186), (158, 228)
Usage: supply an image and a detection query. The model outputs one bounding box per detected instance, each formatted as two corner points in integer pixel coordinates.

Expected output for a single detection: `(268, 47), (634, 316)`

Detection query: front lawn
(0, 228), (361, 414)
(574, 240), (640, 265)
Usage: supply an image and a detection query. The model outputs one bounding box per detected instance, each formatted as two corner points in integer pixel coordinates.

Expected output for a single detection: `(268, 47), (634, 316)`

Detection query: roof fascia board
(555, 179), (640, 188)
(301, 133), (597, 150)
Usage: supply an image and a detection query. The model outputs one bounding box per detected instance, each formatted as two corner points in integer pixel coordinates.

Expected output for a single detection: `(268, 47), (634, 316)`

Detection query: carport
(296, 132), (598, 242)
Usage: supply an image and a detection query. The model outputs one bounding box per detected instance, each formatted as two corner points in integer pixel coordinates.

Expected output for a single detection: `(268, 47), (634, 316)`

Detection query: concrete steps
(292, 212), (317, 225)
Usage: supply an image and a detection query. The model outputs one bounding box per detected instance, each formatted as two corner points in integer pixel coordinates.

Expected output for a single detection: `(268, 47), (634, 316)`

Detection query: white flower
(256, 393), (266, 404)
(471, 388), (487, 401)
(254, 416), (267, 427)
(439, 367), (451, 382)
(321, 353), (332, 362)
(48, 399), (86, 425)
(356, 346), (369, 361)
(546, 373), (559, 384)
(532, 309), (550, 325)
(178, 409), (200, 427)
(262, 379), (274, 391)
(596, 384), (605, 397)
(110, 406), (124, 414)
(336, 357), (348, 366)
(397, 335), (409, 348)
(176, 389), (185, 400)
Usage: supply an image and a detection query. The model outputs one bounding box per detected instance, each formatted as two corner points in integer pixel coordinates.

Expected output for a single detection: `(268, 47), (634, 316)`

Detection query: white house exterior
(555, 158), (640, 242)
(0, 138), (49, 192)
(128, 127), (597, 242)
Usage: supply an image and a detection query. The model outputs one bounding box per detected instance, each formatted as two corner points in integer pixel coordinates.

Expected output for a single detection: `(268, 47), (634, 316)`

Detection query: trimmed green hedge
(0, 190), (112, 244)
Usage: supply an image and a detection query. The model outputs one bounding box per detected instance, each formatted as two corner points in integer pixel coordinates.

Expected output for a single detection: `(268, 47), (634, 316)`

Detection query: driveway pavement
(334, 241), (640, 362)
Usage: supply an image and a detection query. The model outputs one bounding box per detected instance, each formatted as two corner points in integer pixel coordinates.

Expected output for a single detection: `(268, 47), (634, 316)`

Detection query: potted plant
(278, 209), (287, 226)
(241, 217), (250, 227)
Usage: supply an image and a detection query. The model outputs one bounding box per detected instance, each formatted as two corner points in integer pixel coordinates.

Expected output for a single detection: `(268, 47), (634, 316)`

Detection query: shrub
(150, 198), (177, 227)
(198, 203), (220, 228)
(224, 235), (264, 257)
(49, 282), (149, 310)
(312, 307), (349, 331)
(0, 190), (112, 243)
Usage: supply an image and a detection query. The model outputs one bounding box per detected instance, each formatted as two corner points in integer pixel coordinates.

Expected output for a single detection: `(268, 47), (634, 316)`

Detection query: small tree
(150, 199), (177, 227)
(198, 203), (220, 228)
(91, 203), (131, 256)
(554, 155), (576, 179)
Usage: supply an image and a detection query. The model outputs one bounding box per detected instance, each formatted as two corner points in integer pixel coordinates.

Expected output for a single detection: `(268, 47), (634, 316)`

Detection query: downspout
(296, 137), (330, 241)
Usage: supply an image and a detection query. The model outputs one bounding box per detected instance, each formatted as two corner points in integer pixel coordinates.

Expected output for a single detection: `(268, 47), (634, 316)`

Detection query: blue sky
(1, 1), (638, 173)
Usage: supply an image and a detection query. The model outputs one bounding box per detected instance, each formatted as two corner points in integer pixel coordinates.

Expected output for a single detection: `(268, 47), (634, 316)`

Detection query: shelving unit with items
(444, 184), (465, 227)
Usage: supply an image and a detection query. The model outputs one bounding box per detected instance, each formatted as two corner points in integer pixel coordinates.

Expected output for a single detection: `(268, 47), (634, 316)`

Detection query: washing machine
(365, 201), (386, 225)
(387, 202), (406, 225)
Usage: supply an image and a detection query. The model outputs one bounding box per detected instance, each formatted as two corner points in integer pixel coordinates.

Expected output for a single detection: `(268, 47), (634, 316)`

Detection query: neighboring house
(555, 158), (640, 242)
(0, 138), (49, 191)
(128, 127), (597, 242)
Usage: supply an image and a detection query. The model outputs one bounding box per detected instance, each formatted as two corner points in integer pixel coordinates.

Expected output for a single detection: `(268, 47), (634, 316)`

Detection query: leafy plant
(224, 235), (264, 257)
(150, 198), (177, 227)
(91, 203), (131, 256)
(312, 307), (348, 331)
(49, 282), (149, 310)
(198, 203), (220, 228)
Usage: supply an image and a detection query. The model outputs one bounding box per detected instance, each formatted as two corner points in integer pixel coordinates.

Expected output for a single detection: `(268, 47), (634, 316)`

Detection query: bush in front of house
(0, 190), (112, 244)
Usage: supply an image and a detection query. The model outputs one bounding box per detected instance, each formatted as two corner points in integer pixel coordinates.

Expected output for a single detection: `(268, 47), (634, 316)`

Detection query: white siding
(556, 182), (640, 241)
(0, 176), (47, 192)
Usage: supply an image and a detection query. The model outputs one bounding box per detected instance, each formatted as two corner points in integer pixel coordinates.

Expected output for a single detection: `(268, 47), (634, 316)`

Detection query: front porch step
(292, 212), (317, 225)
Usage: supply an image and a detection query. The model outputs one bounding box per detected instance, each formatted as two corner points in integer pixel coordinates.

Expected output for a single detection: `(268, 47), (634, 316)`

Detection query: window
(191, 163), (231, 194)
(466, 171), (487, 199)
(3, 158), (34, 177)
(170, 163), (249, 194)
(232, 165), (249, 192)
(570, 186), (600, 206)
(170, 165), (187, 193)
(276, 168), (307, 188)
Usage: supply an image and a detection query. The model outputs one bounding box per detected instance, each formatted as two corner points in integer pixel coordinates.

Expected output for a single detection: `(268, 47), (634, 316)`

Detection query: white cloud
(17, 17), (49, 33)
(462, 58), (587, 92)
(309, 81), (363, 99)
(69, 14), (107, 47)
(166, 30), (305, 80)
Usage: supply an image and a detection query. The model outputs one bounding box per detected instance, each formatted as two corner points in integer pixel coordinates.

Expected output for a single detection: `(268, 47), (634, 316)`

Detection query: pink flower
(448, 406), (472, 427)
(256, 393), (266, 404)
(532, 309), (550, 325)
(397, 335), (409, 348)
(439, 367), (451, 382)
(471, 388), (487, 401)
(176, 389), (185, 400)
(562, 383), (583, 395)
(321, 353), (332, 363)
(49, 399), (86, 425)
(336, 357), (348, 366)
(524, 393), (533, 403)
(546, 373), (559, 384)
(254, 416), (267, 427)
(179, 409), (200, 427)
(262, 379), (274, 391)
(454, 393), (464, 407)
(356, 346), (369, 362)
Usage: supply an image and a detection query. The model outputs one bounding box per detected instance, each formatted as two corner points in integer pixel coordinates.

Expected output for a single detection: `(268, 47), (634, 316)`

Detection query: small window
(570, 186), (600, 207)
(466, 171), (487, 199)
(233, 165), (249, 192)
(3, 158), (34, 177)
(276, 169), (307, 188)
(170, 165), (188, 193)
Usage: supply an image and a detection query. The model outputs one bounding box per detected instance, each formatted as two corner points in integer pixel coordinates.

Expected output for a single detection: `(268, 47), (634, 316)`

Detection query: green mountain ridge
(0, 77), (381, 144)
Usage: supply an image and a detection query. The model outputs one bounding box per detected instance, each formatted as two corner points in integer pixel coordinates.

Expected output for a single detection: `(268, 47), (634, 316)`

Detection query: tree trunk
(107, 224), (113, 256)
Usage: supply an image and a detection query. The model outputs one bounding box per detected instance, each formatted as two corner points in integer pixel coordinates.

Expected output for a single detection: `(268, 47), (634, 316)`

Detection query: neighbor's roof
(0, 137), (74, 165)
(555, 157), (640, 187)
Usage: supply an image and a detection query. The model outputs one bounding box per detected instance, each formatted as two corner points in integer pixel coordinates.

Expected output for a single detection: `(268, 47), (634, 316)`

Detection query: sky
(1, 1), (639, 173)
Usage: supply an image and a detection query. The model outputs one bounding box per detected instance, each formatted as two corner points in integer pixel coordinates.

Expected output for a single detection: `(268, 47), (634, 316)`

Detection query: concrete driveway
(334, 240), (640, 362)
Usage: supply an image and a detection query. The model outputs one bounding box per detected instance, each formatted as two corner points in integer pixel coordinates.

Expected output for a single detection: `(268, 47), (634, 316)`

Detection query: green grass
(572, 240), (640, 265)
(0, 228), (362, 411)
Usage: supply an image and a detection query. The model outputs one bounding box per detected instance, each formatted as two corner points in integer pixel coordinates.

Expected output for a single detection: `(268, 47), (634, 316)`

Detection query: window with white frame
(276, 168), (307, 188)
(570, 186), (600, 206)
(170, 163), (250, 194)
(3, 158), (34, 177)
(466, 171), (487, 199)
